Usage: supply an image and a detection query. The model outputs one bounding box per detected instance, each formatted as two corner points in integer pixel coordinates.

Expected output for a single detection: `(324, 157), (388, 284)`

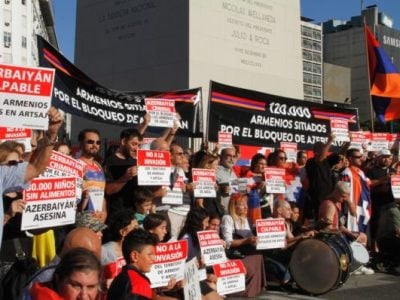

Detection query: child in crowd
(134, 188), (156, 227)
(107, 229), (158, 300)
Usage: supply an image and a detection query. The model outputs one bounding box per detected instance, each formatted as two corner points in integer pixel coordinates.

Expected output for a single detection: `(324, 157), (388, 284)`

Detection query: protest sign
(197, 230), (227, 266)
(37, 36), (202, 137)
(208, 81), (359, 149)
(0, 63), (54, 130)
(391, 175), (400, 198)
(21, 176), (77, 230)
(350, 131), (371, 151)
(370, 133), (390, 152)
(230, 178), (250, 193)
(192, 168), (216, 198)
(389, 133), (400, 152)
(255, 218), (286, 250)
(103, 257), (126, 281)
(0, 127), (32, 151)
(146, 240), (188, 288)
(280, 142), (297, 163)
(0, 127), (32, 140)
(137, 149), (171, 186)
(213, 260), (246, 295)
(330, 118), (350, 142)
(218, 131), (233, 149)
(162, 175), (185, 205)
(42, 150), (84, 202)
(264, 167), (286, 193)
(183, 258), (202, 300)
(145, 98), (175, 127)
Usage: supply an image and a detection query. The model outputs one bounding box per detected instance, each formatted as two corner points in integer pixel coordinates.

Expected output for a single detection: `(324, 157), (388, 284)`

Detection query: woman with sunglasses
(221, 192), (266, 297)
(0, 141), (26, 225)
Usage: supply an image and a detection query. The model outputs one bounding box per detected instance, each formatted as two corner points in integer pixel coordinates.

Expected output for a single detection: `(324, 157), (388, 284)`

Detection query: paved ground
(230, 272), (400, 299)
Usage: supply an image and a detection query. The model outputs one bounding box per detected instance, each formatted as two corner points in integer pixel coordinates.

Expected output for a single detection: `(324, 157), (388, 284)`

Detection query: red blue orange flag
(366, 26), (400, 123)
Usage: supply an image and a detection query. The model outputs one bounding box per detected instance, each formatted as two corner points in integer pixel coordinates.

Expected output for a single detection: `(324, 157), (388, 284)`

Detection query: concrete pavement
(230, 272), (400, 299)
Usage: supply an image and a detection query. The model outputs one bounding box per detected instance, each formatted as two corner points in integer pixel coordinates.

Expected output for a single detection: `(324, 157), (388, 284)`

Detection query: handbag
(225, 216), (256, 259)
(1, 239), (39, 300)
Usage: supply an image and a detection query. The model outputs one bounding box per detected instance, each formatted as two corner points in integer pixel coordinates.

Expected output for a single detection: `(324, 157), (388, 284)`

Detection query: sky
(52, 0), (400, 63)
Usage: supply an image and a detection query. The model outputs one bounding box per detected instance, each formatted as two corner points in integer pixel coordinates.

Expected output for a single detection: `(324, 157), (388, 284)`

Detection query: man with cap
(366, 149), (395, 252)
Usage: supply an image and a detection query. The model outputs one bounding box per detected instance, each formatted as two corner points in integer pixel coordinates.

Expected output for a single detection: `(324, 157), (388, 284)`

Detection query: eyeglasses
(278, 156), (287, 160)
(352, 155), (363, 159)
(85, 140), (101, 145)
(4, 160), (23, 166)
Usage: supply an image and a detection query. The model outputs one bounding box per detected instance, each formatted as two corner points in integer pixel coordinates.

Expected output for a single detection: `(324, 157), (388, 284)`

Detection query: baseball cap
(377, 149), (392, 157)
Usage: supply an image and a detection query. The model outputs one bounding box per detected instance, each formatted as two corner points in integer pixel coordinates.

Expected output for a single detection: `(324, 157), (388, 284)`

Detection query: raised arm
(24, 107), (63, 183)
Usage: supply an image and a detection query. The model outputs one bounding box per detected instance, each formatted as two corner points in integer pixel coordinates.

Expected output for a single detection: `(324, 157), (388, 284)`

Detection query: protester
(29, 247), (102, 300)
(101, 210), (138, 291)
(193, 152), (224, 217)
(289, 202), (302, 236)
(53, 141), (71, 156)
(366, 149), (395, 252)
(216, 147), (237, 210)
(296, 150), (308, 168)
(178, 207), (222, 300)
(143, 213), (169, 242)
(376, 199), (400, 274)
(304, 134), (335, 223)
(318, 181), (356, 234)
(0, 107), (63, 249)
(25, 227), (102, 290)
(340, 149), (374, 275)
(245, 153), (268, 226)
(107, 229), (158, 299)
(103, 128), (142, 218)
(133, 187), (156, 227)
(76, 128), (107, 223)
(221, 193), (266, 297)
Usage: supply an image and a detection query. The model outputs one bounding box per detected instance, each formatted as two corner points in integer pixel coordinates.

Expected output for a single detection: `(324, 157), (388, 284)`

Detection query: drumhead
(289, 238), (341, 295)
(350, 242), (370, 264)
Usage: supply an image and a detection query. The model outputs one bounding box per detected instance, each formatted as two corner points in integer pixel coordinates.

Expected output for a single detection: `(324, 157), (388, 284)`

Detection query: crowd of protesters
(1, 108), (400, 300)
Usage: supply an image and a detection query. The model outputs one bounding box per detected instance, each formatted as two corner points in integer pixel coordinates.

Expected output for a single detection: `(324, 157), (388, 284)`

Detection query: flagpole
(363, 19), (375, 132)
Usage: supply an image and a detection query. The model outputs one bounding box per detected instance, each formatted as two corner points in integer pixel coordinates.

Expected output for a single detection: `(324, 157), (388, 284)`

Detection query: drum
(350, 241), (370, 271)
(289, 232), (353, 295)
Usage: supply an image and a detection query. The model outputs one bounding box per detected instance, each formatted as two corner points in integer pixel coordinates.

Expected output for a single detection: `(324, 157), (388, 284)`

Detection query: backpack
(1, 239), (39, 300)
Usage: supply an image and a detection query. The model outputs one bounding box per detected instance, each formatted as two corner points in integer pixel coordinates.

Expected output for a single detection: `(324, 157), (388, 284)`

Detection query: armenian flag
(365, 26), (400, 123)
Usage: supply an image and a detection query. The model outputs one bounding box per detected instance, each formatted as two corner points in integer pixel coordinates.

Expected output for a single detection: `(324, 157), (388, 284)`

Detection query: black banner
(37, 36), (202, 137)
(208, 81), (359, 149)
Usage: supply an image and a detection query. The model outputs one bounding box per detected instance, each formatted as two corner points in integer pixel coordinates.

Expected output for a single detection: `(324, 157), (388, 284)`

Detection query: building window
(5, 0), (11, 4)
(22, 36), (27, 48)
(22, 0), (26, 5)
(3, 53), (12, 63)
(3, 31), (11, 47)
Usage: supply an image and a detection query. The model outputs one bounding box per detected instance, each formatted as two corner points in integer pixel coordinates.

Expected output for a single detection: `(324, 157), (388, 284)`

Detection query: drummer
(264, 200), (315, 287)
(317, 181), (365, 243)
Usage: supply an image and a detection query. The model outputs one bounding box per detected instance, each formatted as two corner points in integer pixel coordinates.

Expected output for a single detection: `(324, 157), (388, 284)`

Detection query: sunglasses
(85, 140), (101, 145)
(5, 160), (23, 166)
